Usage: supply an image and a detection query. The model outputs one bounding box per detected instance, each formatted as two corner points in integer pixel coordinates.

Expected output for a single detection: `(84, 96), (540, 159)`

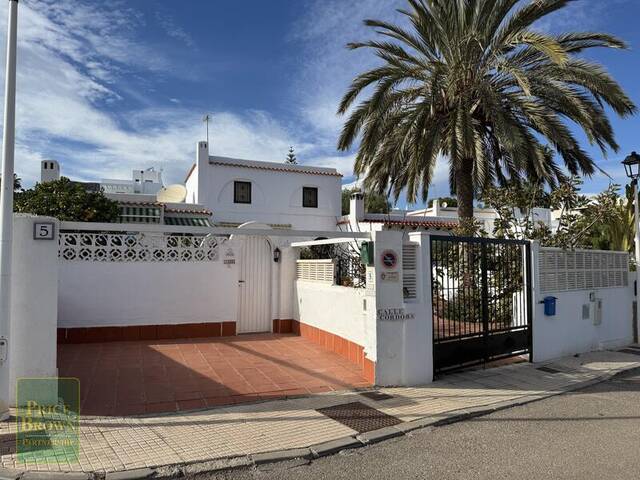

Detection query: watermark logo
(16, 378), (80, 463)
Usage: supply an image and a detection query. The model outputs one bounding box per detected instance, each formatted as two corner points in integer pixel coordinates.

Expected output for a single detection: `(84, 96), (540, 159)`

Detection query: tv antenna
(202, 114), (211, 145)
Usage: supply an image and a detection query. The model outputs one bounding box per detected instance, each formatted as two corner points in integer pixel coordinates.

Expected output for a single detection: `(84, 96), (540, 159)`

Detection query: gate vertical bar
(525, 241), (533, 361)
(429, 237), (437, 344)
(480, 242), (489, 365)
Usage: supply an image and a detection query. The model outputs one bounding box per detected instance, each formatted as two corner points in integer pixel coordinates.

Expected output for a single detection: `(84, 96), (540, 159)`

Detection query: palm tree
(338, 0), (635, 232)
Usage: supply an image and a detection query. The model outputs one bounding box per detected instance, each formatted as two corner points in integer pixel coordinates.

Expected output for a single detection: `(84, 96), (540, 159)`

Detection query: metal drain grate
(360, 391), (394, 401)
(536, 366), (563, 374)
(317, 401), (402, 433)
(618, 348), (640, 356)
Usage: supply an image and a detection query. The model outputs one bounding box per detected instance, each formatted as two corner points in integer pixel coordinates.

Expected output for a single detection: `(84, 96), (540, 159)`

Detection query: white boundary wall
(372, 231), (433, 385)
(292, 230), (435, 385)
(56, 223), (364, 330)
(59, 259), (239, 327)
(531, 243), (634, 362)
(9, 215), (58, 401)
(294, 282), (370, 349)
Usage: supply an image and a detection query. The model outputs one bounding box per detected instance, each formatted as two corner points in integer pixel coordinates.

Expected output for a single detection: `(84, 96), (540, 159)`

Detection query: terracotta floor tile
(145, 401), (177, 414)
(174, 390), (204, 401)
(114, 403), (146, 416)
(177, 398), (206, 411)
(58, 334), (370, 416)
(204, 396), (233, 408)
(230, 394), (261, 404)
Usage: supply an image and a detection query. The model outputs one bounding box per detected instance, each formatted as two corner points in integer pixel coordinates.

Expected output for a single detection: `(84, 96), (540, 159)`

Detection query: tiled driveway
(57, 334), (371, 416)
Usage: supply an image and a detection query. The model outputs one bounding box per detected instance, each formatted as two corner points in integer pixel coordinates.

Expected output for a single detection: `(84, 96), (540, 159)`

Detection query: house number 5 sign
(33, 222), (55, 240)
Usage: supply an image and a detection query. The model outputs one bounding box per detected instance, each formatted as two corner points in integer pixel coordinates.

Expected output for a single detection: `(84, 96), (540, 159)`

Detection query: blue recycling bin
(543, 296), (557, 316)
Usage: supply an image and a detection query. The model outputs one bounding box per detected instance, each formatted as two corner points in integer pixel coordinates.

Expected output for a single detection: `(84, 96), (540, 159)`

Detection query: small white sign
(365, 267), (376, 296)
(380, 271), (399, 282)
(33, 222), (55, 240)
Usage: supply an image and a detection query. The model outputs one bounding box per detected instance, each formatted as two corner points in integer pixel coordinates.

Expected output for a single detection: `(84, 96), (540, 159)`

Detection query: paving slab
(1, 348), (638, 478)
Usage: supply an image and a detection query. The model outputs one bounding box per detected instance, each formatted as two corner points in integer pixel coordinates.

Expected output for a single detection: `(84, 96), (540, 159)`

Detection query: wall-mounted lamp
(273, 247), (281, 263)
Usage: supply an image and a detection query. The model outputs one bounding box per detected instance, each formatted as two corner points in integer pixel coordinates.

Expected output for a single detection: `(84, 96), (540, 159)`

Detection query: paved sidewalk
(1, 348), (639, 477)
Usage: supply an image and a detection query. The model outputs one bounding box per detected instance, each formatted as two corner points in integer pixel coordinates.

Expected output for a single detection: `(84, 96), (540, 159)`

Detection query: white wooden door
(238, 236), (272, 333)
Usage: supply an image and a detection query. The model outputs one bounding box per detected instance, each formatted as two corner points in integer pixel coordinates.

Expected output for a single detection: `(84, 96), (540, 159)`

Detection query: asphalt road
(187, 368), (640, 480)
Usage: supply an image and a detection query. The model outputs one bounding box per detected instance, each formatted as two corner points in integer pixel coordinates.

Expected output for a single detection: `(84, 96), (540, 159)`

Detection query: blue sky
(3, 0), (640, 208)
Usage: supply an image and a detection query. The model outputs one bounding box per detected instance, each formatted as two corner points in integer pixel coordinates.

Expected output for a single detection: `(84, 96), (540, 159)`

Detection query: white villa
(101, 167), (164, 195)
(405, 201), (552, 235)
(185, 141), (342, 231)
(338, 192), (457, 234)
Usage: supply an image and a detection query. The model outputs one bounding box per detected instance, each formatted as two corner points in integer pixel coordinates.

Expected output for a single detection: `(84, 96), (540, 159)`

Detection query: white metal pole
(634, 181), (640, 343)
(0, 0), (19, 420)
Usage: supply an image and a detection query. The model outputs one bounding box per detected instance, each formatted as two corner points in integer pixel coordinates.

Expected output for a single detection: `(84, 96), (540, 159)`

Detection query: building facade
(101, 168), (164, 195)
(338, 192), (457, 234)
(40, 160), (212, 226)
(405, 201), (552, 236)
(185, 141), (342, 231)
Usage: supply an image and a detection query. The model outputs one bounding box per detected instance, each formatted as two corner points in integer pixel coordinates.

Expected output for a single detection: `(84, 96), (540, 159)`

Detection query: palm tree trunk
(455, 160), (475, 235)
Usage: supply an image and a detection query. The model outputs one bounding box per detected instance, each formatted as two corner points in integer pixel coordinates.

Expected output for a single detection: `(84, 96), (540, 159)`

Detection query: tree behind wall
(15, 177), (119, 222)
(341, 187), (391, 216)
(285, 146), (297, 164)
(481, 178), (631, 251)
(0, 173), (21, 191)
(337, 0), (636, 234)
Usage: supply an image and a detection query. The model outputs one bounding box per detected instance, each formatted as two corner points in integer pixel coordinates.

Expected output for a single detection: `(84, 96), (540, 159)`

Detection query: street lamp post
(0, 0), (19, 420)
(623, 151), (640, 342)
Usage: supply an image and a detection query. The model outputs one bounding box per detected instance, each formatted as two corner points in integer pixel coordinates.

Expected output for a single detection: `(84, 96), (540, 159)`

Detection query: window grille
(539, 248), (629, 293)
(302, 187), (318, 208)
(234, 181), (252, 204)
(402, 243), (418, 300)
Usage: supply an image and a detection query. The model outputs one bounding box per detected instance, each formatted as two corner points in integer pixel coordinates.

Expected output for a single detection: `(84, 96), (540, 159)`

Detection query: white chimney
(198, 140), (209, 167)
(433, 198), (441, 216)
(40, 160), (60, 183)
(349, 190), (365, 224)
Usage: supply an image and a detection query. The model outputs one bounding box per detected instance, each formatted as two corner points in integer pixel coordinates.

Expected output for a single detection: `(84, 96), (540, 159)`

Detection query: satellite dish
(157, 184), (187, 203)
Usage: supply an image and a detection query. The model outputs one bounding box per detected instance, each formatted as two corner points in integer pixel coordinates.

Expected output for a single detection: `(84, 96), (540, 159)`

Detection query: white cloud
(290, 0), (405, 142)
(1, 0), (619, 203)
(155, 10), (195, 48)
(0, 0), (339, 189)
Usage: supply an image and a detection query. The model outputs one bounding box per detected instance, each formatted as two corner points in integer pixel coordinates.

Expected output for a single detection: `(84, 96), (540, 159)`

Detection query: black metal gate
(430, 235), (532, 375)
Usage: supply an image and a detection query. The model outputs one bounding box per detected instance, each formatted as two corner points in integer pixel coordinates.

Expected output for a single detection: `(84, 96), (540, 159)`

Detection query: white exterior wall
(277, 246), (298, 320)
(197, 165), (341, 230)
(401, 232), (434, 384)
(10, 215), (59, 402)
(372, 230), (433, 386)
(294, 282), (370, 351)
(187, 142), (342, 231)
(59, 242), (240, 328)
(186, 165), (199, 204)
(292, 230), (436, 385)
(531, 243), (634, 362)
